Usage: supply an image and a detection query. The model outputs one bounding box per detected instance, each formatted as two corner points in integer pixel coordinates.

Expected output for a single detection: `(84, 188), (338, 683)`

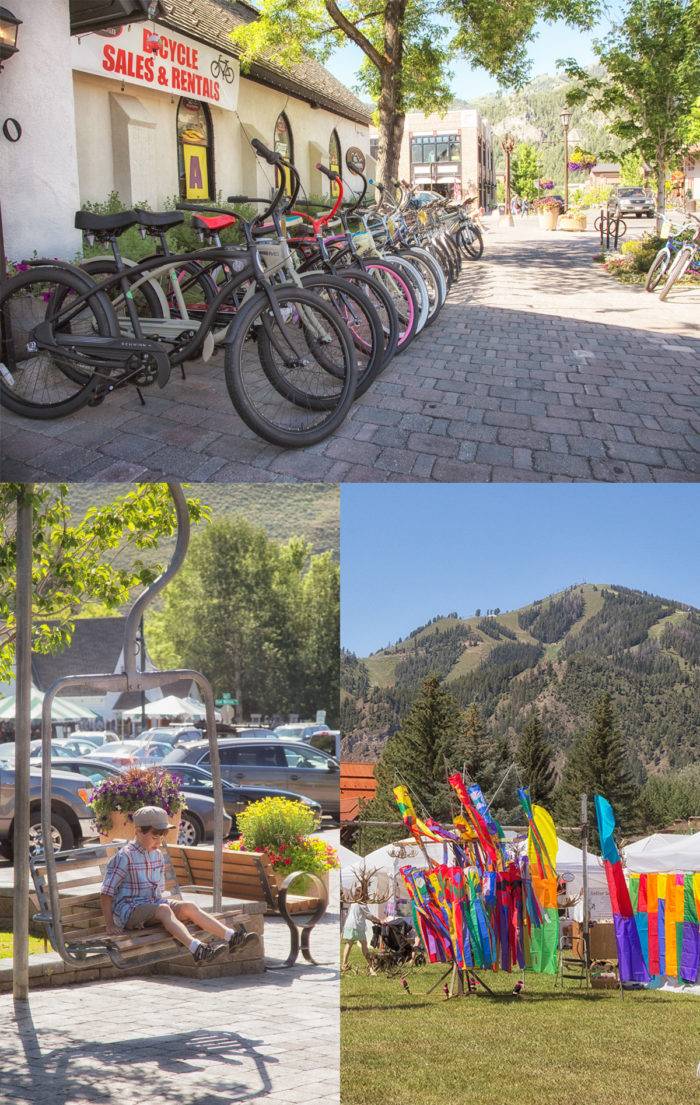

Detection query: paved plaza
(1, 218), (698, 483)
(0, 864), (339, 1105)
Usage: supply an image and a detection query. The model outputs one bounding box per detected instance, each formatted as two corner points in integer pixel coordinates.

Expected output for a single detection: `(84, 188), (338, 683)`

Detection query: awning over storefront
(70, 0), (161, 35)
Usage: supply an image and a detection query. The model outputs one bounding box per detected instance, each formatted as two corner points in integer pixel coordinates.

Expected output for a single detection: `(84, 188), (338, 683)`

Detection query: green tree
(556, 692), (640, 837)
(146, 518), (339, 723)
(637, 765), (700, 830)
(511, 142), (541, 200)
(0, 483), (208, 683)
(516, 709), (556, 806)
(619, 150), (645, 186)
(232, 0), (602, 189)
(358, 674), (462, 850)
(562, 0), (700, 230)
(455, 702), (490, 779)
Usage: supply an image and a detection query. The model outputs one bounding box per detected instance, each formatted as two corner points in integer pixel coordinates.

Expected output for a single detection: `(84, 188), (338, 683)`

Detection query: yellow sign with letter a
(183, 143), (209, 199)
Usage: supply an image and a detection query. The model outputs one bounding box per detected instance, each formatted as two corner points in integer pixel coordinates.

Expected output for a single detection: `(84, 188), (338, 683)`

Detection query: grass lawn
(341, 954), (699, 1105)
(0, 932), (47, 959)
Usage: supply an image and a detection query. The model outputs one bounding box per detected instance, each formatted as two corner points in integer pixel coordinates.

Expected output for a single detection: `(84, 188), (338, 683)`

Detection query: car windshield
(618, 188), (644, 196)
(274, 726), (305, 738)
(170, 767), (214, 790)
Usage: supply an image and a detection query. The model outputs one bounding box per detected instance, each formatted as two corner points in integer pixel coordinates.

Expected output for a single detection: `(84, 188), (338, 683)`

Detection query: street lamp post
(501, 133), (515, 226)
(560, 108), (572, 213)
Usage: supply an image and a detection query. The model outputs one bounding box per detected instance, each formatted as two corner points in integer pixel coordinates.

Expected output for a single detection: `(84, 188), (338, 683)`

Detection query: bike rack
(37, 481), (225, 967)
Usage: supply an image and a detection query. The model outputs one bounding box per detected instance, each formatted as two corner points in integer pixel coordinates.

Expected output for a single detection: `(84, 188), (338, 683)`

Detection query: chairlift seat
(30, 843), (254, 971)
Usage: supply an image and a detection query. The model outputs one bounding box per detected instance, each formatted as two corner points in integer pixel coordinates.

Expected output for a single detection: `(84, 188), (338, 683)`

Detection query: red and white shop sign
(71, 23), (239, 111)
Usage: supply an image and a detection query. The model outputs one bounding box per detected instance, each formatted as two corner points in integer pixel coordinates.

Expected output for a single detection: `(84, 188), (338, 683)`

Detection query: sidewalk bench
(167, 844), (327, 968)
(30, 843), (262, 972)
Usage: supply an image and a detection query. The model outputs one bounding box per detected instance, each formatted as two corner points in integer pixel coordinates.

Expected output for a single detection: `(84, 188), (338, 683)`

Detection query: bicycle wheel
(337, 267), (399, 370)
(397, 249), (445, 327)
(81, 258), (165, 323)
(364, 260), (419, 351)
(300, 273), (384, 398)
(0, 266), (116, 419)
(385, 255), (429, 334)
(460, 224), (484, 260)
(224, 286), (357, 448)
(659, 246), (692, 301)
(645, 249), (670, 293)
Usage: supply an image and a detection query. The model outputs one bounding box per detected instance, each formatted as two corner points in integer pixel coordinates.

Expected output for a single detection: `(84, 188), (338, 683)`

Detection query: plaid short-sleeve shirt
(101, 840), (168, 929)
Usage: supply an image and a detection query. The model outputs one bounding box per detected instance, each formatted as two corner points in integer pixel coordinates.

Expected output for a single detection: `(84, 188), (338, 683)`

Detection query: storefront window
(410, 134), (460, 165)
(274, 113), (294, 195)
(329, 129), (341, 197)
(177, 99), (213, 201)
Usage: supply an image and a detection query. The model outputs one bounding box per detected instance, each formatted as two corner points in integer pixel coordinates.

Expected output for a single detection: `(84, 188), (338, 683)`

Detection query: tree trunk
(655, 147), (666, 235)
(376, 0), (407, 193)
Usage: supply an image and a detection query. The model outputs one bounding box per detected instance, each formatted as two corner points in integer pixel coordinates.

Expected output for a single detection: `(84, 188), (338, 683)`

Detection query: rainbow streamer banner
(594, 795), (650, 984)
(629, 871), (700, 983)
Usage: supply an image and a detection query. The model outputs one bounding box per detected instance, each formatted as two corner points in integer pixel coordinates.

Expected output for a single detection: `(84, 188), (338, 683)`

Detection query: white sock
(189, 939), (202, 953)
(223, 927), (235, 941)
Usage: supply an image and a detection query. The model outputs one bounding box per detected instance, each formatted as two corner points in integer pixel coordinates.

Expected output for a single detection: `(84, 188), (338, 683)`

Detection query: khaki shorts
(125, 899), (188, 930)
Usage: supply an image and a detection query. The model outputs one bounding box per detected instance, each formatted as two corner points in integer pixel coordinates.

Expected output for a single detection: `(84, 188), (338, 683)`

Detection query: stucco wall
(73, 71), (369, 209)
(1, 0), (82, 261)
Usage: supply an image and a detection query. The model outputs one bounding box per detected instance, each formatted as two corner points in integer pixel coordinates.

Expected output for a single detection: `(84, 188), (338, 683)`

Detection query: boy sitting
(100, 805), (255, 963)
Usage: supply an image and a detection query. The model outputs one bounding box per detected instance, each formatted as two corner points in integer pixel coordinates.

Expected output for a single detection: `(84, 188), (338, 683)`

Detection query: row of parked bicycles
(0, 142), (484, 448)
(644, 213), (700, 300)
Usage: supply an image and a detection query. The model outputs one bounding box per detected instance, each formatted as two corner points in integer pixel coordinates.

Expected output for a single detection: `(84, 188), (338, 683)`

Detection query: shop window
(369, 137), (379, 161)
(177, 99), (213, 201)
(274, 112), (294, 195)
(329, 129), (341, 196)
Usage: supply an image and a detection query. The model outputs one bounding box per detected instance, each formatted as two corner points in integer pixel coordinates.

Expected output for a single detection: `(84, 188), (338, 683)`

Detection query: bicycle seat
(133, 210), (185, 231)
(74, 210), (138, 235)
(191, 214), (237, 232)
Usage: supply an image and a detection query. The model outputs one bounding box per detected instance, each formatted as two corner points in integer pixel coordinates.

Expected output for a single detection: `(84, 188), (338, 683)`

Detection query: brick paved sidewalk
(1, 219), (698, 483)
(0, 870), (339, 1104)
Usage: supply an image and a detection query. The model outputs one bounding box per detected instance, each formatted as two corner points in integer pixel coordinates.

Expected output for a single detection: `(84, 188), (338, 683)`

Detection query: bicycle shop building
(0, 0), (372, 264)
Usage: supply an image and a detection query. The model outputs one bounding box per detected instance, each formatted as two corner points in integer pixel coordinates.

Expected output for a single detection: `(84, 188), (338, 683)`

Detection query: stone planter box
(558, 213), (587, 232)
(538, 209), (559, 230)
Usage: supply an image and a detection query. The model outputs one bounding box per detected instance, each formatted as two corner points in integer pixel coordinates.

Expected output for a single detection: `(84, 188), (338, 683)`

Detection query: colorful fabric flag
(594, 795), (649, 984)
(629, 869), (700, 984)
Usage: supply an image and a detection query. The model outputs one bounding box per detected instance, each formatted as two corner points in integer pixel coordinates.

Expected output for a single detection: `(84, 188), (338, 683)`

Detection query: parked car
(231, 726), (272, 739)
(1, 739), (99, 763)
(309, 729), (341, 759)
(0, 763), (98, 858)
(608, 187), (655, 219)
(92, 740), (172, 767)
(53, 757), (232, 845)
(49, 737), (102, 758)
(140, 725), (203, 746)
(163, 738), (340, 819)
(272, 722), (330, 742)
(163, 762), (322, 831)
(409, 190), (444, 207)
(69, 729), (119, 746)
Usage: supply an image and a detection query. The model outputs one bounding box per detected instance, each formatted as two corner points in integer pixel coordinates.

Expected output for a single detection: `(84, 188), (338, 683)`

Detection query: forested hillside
(341, 584), (700, 775)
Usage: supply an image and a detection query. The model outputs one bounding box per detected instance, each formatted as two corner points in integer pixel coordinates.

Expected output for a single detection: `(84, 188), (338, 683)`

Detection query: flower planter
(281, 868), (330, 898)
(98, 811), (180, 845)
(558, 214), (587, 232)
(539, 209), (559, 231)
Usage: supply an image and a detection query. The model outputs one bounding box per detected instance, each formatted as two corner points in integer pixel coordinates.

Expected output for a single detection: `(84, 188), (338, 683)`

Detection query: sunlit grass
(341, 952), (698, 1105)
(0, 931), (48, 959)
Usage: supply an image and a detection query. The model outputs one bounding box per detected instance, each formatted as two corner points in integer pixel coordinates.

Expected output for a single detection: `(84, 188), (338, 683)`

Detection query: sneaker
(192, 942), (227, 964)
(228, 925), (257, 954)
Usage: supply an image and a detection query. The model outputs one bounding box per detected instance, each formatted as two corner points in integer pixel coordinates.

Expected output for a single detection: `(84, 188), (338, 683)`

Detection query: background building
(370, 107), (496, 207)
(1, 0), (371, 262)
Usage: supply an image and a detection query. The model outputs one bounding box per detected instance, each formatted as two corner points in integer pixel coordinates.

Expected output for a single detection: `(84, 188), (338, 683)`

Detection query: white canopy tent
(623, 832), (700, 874)
(0, 692), (97, 722)
(119, 695), (220, 721)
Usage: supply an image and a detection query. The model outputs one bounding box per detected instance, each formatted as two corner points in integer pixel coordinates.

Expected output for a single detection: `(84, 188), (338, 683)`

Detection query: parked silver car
(0, 763), (98, 858)
(163, 737), (340, 818)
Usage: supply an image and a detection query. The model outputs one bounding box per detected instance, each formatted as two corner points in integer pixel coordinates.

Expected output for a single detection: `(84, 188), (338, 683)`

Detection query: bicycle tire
(385, 255), (429, 334)
(659, 246), (692, 301)
(460, 225), (484, 260)
(81, 258), (165, 322)
(645, 249), (670, 293)
(336, 266), (400, 370)
(299, 273), (384, 398)
(224, 286), (357, 448)
(364, 260), (420, 352)
(0, 266), (116, 419)
(397, 248), (445, 327)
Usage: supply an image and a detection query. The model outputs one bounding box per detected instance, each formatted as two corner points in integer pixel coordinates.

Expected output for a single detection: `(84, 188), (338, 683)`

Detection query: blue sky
(329, 5), (623, 103)
(340, 485), (700, 655)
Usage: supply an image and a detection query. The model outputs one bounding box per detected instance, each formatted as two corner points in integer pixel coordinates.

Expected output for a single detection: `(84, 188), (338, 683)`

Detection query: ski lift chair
(29, 483), (230, 971)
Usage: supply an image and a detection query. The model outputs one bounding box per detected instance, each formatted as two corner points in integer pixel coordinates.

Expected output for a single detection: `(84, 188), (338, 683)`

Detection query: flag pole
(581, 793), (590, 967)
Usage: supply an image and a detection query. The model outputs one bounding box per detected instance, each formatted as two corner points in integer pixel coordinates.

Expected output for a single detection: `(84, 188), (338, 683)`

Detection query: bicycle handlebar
(250, 138), (281, 166)
(316, 162), (338, 181)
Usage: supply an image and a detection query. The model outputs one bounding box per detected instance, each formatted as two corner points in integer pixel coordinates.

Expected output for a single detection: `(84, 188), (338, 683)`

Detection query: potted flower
(558, 204), (588, 232)
(88, 766), (185, 844)
(226, 797), (338, 895)
(534, 197), (562, 230)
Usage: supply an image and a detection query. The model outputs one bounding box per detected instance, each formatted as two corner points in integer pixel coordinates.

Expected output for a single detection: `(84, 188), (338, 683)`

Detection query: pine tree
(357, 674), (462, 852)
(517, 709), (556, 806)
(556, 692), (640, 838)
(488, 733), (520, 824)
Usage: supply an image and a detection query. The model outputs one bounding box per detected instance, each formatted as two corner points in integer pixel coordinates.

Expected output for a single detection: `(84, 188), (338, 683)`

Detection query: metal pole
(13, 489), (33, 1002)
(564, 126), (569, 213)
(581, 793), (590, 966)
(139, 616), (146, 737)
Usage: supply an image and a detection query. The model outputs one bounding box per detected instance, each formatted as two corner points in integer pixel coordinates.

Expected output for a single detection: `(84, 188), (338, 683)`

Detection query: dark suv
(607, 187), (655, 219)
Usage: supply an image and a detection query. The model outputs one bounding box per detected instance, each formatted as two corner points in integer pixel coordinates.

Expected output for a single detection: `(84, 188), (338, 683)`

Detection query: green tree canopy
(511, 142), (541, 201)
(561, 0), (700, 228)
(516, 709), (556, 806)
(146, 517), (339, 723)
(0, 483), (208, 683)
(232, 0), (602, 187)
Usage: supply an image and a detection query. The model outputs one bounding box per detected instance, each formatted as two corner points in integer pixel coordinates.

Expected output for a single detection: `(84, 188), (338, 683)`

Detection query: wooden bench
(30, 843), (263, 972)
(167, 844), (328, 968)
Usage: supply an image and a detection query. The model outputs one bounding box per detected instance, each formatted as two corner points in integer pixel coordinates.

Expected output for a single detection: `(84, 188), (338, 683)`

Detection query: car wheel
(178, 812), (203, 847)
(27, 813), (75, 857)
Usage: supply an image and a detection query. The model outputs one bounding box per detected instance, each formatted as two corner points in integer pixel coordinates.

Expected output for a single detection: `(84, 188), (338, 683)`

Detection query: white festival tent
(342, 834), (612, 921)
(623, 832), (700, 874)
(0, 691), (97, 722)
(119, 694), (220, 721)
